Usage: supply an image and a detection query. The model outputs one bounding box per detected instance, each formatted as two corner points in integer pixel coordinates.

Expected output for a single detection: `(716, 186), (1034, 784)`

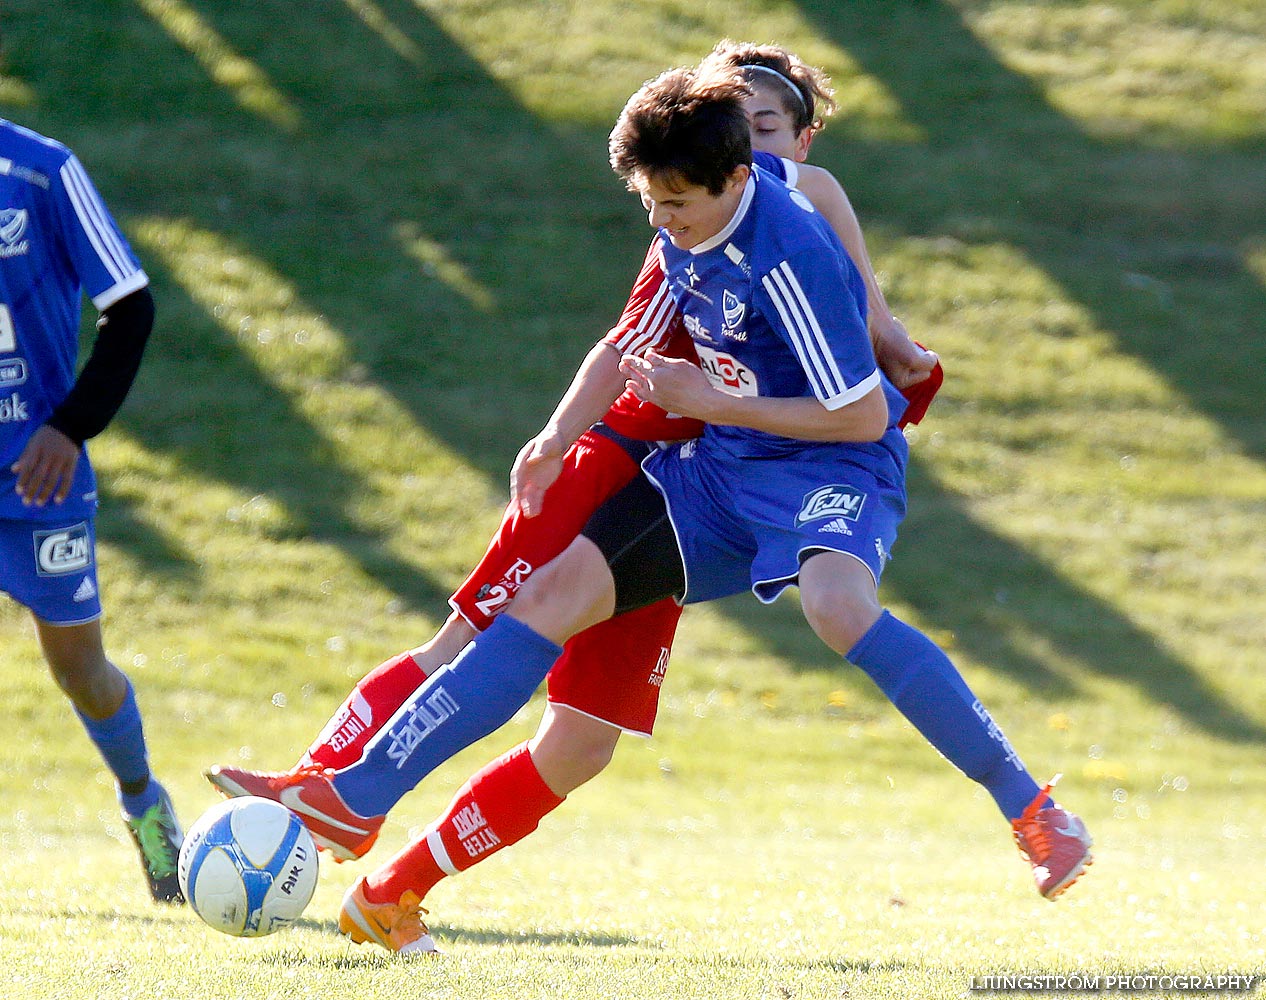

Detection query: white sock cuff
(426, 825), (459, 877)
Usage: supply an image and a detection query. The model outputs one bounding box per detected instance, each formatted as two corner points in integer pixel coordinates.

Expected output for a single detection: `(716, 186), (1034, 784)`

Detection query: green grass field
(2, 1), (1265, 997)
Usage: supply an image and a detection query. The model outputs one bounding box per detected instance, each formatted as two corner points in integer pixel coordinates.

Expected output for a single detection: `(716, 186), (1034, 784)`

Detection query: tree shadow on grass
(2, 2), (1259, 743)
(793, 0), (1266, 458)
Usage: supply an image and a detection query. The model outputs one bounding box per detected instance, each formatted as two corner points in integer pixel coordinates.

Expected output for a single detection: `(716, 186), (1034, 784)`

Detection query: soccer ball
(178, 796), (318, 937)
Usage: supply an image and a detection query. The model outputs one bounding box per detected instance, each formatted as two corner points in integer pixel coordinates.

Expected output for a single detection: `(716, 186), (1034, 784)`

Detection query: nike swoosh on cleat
(279, 786), (373, 836)
(1054, 818), (1086, 838)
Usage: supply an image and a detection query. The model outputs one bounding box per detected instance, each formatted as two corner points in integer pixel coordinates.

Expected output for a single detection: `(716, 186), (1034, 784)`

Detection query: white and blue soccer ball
(178, 796), (318, 937)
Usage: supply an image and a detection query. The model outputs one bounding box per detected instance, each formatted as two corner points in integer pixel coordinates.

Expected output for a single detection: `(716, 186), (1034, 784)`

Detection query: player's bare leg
(497, 535), (616, 645)
(796, 551), (883, 655)
(528, 702), (621, 796)
(36, 617), (183, 902)
(406, 612), (478, 677)
(35, 617), (125, 718)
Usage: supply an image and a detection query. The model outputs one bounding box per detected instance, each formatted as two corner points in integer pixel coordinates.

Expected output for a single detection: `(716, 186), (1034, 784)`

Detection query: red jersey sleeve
(602, 238), (682, 356)
(600, 238), (705, 442)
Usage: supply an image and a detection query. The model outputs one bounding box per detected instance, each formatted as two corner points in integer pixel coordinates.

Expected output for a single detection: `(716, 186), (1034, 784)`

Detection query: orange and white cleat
(205, 763), (383, 861)
(1011, 775), (1093, 900)
(339, 876), (438, 955)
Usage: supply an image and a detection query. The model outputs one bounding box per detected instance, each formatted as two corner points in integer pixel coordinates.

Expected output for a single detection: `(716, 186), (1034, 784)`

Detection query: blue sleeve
(756, 248), (879, 411)
(50, 153), (148, 310)
(752, 150), (786, 181)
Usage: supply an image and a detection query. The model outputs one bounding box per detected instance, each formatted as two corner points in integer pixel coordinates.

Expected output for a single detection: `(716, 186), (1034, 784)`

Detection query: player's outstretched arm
(512, 341), (625, 518)
(794, 164), (937, 390)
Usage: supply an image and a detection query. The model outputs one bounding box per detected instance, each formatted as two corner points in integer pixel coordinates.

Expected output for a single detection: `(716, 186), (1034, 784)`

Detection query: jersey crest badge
(0, 209), (30, 257)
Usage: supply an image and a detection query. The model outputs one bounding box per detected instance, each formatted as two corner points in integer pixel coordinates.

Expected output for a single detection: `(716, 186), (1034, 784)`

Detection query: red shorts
(449, 429), (682, 735)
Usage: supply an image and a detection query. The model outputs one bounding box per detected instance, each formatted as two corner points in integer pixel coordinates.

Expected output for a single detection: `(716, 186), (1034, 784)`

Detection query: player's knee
(800, 585), (880, 655)
(576, 733), (617, 779)
(531, 734), (615, 796)
(511, 539), (615, 634)
(531, 706), (620, 792)
(47, 653), (122, 717)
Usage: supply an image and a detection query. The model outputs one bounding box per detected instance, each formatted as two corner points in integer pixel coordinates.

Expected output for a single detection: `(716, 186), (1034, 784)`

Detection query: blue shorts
(642, 438), (907, 605)
(0, 516), (103, 624)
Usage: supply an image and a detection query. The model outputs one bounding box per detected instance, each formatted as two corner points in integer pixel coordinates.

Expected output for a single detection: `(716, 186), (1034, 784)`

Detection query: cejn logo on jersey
(695, 343), (758, 395)
(0, 209), (30, 258)
(34, 523), (91, 575)
(794, 485), (866, 528)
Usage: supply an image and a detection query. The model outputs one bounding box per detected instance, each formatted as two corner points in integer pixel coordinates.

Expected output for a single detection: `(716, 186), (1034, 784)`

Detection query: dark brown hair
(608, 65), (752, 195)
(701, 39), (837, 137)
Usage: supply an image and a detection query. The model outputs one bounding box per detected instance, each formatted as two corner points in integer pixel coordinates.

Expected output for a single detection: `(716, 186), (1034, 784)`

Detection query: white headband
(741, 64), (807, 115)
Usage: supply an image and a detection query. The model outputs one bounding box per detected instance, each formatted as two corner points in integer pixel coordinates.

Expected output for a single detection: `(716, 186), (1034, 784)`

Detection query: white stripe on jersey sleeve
(91, 269), (149, 312)
(763, 260), (851, 398)
(60, 155), (138, 286)
(609, 278), (679, 356)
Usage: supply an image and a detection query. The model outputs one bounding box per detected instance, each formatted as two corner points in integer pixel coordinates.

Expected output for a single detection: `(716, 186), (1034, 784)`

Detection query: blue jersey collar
(690, 172), (757, 255)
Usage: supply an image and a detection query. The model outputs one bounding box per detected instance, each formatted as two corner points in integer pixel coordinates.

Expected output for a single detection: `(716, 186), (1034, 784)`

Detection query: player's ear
(727, 163), (751, 190)
(794, 127), (813, 163)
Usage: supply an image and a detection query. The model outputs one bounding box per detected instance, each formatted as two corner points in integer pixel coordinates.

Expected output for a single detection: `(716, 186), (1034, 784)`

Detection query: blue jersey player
(215, 65), (1091, 948)
(0, 119), (182, 903)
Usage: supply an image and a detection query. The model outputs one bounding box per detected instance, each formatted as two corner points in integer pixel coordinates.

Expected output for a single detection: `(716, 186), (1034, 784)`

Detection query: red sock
(364, 742), (565, 904)
(300, 651), (427, 770)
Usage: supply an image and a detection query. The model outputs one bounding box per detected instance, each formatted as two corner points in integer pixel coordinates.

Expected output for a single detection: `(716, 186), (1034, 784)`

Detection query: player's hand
(10, 424), (81, 507)
(511, 431), (567, 519)
(872, 314), (938, 390)
(620, 349), (716, 418)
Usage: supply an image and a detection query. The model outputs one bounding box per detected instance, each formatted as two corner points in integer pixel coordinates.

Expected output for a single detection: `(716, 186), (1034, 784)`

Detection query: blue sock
(847, 610), (1041, 820)
(75, 677), (158, 817)
(333, 615), (562, 817)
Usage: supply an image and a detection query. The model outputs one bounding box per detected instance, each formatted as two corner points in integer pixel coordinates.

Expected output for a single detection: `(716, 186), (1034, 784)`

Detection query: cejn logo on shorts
(33, 523), (91, 575)
(795, 485), (866, 527)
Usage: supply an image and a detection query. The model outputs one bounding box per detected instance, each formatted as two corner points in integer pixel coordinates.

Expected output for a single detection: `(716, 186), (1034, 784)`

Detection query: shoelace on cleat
(1011, 778), (1060, 861)
(130, 805), (179, 877)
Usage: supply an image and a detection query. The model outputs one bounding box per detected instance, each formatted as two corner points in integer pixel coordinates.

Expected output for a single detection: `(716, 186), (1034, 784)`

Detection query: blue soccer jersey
(643, 161), (914, 604)
(0, 119), (148, 520)
(656, 163), (908, 463)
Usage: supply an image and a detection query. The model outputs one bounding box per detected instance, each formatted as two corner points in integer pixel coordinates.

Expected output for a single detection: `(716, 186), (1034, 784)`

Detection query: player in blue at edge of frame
(0, 116), (183, 903)
(213, 53), (1092, 953)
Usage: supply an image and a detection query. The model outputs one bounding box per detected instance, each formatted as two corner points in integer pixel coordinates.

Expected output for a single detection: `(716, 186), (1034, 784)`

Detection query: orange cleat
(1012, 775), (1093, 900)
(339, 876), (438, 955)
